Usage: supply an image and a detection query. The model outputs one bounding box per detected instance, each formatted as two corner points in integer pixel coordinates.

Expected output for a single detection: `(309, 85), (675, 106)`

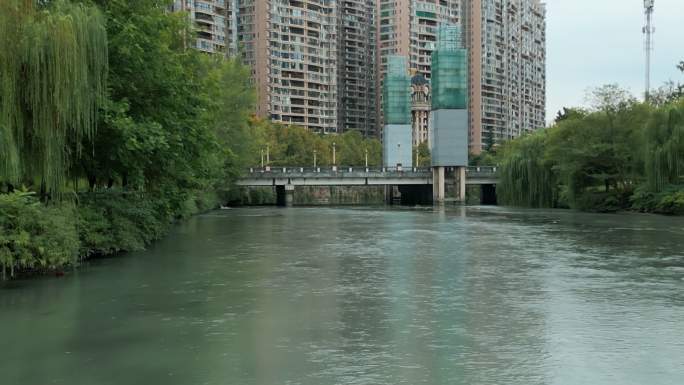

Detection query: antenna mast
(643, 0), (655, 101)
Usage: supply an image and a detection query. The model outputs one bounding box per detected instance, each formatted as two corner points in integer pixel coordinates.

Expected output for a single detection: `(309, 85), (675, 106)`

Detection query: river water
(1, 206), (683, 384)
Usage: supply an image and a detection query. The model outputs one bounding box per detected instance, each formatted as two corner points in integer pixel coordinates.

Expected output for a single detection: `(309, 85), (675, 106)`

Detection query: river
(1, 206), (683, 384)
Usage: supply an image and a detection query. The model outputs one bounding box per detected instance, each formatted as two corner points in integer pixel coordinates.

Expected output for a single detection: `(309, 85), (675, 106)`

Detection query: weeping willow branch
(0, 0), (107, 194)
(498, 131), (558, 208)
(645, 105), (684, 191)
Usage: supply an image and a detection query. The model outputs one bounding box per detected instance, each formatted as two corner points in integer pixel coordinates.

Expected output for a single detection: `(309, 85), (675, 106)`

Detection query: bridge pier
(433, 166), (467, 204)
(456, 166), (466, 202)
(433, 167), (445, 204)
(384, 185), (397, 205)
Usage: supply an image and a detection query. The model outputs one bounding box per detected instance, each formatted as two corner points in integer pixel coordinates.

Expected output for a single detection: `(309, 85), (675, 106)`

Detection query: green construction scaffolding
(431, 24), (468, 110)
(383, 56), (411, 124)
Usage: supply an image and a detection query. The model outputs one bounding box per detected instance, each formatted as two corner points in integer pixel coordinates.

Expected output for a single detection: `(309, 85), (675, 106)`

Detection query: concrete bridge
(237, 166), (499, 206)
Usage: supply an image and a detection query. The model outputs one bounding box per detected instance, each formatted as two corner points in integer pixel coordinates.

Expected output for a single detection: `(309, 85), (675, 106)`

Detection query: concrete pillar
(457, 166), (466, 202)
(433, 166), (445, 204)
(384, 185), (393, 205)
(284, 184), (295, 207)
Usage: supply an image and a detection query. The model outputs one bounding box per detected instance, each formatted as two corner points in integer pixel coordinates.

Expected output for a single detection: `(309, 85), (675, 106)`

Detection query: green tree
(469, 150), (497, 166)
(586, 84), (637, 113)
(0, 0), (108, 194)
(498, 131), (558, 208)
(643, 101), (684, 191)
(554, 107), (588, 124)
(202, 56), (257, 183)
(335, 131), (382, 166)
(497, 83), (684, 213)
(79, 0), (255, 205)
(250, 122), (383, 167)
(414, 142), (431, 167)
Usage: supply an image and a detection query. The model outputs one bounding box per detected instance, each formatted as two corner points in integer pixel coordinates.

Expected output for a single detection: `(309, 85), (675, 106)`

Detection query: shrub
(655, 188), (684, 215)
(0, 191), (79, 279)
(573, 190), (629, 213)
(78, 192), (170, 257)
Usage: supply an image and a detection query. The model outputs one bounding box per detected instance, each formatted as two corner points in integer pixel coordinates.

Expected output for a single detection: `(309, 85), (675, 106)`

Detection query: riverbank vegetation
(0, 0), (257, 278)
(497, 83), (684, 214)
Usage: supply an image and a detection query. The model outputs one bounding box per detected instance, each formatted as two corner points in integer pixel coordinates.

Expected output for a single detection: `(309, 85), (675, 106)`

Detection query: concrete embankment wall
(229, 186), (385, 206)
(228, 185), (496, 206)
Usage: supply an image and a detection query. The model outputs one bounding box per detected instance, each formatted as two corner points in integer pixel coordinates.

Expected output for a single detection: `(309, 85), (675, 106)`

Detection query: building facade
(171, 0), (228, 54)
(410, 73), (431, 146)
(236, 1), (378, 135)
(338, 0), (378, 137)
(261, 1), (339, 133)
(464, 0), (547, 153)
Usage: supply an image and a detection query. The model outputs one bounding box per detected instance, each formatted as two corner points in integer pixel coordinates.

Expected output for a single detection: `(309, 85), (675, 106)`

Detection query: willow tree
(0, 0), (107, 195)
(498, 131), (558, 208)
(644, 103), (684, 191)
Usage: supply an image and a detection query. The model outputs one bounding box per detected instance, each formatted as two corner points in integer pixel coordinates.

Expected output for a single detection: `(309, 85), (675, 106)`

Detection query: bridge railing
(245, 166), (498, 176)
(246, 166), (434, 174)
(466, 166), (498, 177)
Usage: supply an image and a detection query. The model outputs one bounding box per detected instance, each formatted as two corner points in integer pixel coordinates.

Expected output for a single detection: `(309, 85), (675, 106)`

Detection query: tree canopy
(498, 84), (684, 213)
(0, 0), (260, 278)
(0, 0), (108, 193)
(248, 119), (383, 167)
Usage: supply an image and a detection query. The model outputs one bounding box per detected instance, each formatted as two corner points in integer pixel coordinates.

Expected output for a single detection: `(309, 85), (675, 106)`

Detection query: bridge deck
(237, 166), (498, 187)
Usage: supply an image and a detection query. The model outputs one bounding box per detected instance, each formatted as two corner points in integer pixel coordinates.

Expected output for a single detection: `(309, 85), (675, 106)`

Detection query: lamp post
(266, 144), (270, 165)
(313, 149), (317, 168)
(415, 146), (419, 167)
(397, 142), (402, 169)
(332, 142), (336, 166)
(365, 148), (369, 168)
(260, 148), (264, 168)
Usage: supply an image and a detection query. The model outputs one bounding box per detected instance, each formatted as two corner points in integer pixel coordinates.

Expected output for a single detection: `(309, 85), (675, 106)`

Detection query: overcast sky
(545, 0), (682, 121)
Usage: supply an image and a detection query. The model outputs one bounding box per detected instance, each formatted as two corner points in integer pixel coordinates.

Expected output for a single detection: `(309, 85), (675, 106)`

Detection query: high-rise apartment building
(259, 1), (339, 133)
(338, 1), (378, 137)
(464, 0), (546, 153)
(171, 0), (228, 54)
(376, 0), (461, 79)
(232, 1), (376, 135)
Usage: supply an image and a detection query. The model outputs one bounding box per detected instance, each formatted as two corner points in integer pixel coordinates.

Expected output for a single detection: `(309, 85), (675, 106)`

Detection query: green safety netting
(431, 25), (468, 110)
(383, 56), (411, 124)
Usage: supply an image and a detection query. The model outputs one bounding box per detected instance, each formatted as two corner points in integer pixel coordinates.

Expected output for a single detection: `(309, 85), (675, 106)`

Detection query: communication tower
(643, 0), (655, 101)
